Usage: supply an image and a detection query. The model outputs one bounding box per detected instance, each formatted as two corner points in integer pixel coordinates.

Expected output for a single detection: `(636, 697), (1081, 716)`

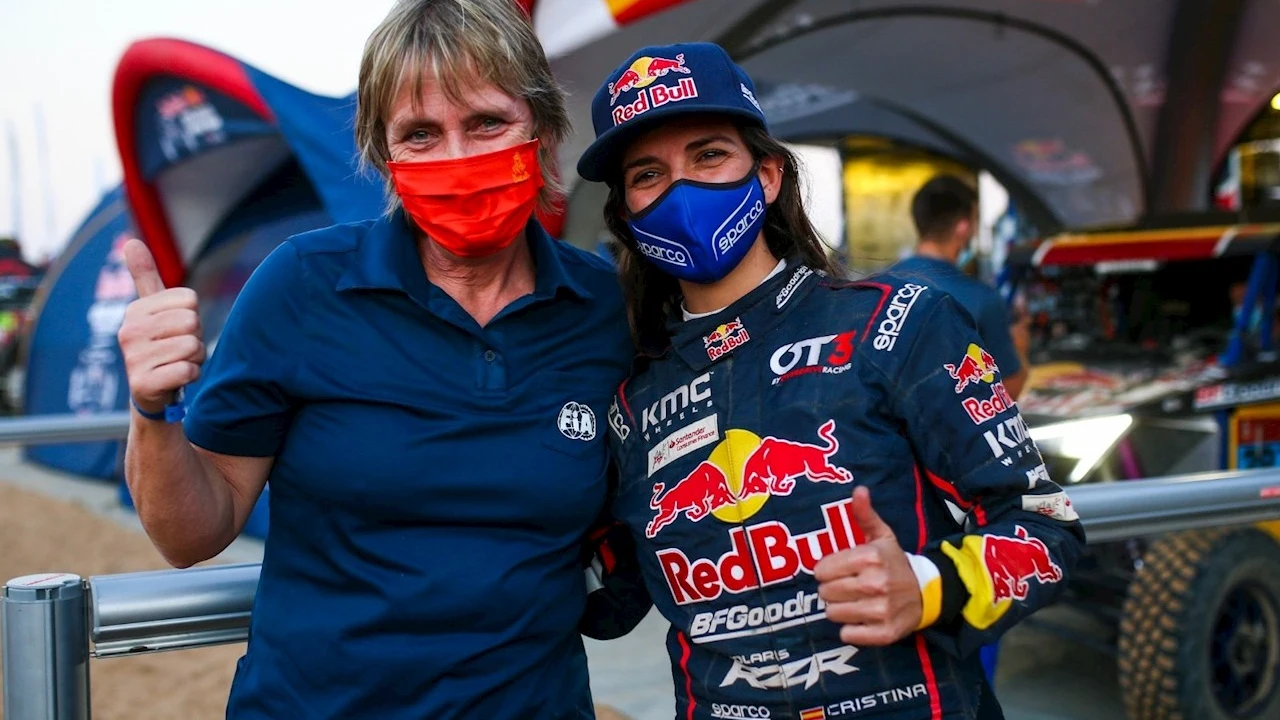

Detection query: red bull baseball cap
(576, 42), (769, 183)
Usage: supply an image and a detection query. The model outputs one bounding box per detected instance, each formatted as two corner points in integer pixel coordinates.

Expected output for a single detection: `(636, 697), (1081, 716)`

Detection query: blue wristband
(131, 394), (186, 423)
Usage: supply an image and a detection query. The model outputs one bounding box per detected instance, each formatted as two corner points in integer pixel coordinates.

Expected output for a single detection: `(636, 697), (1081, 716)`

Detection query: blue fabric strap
(131, 394), (186, 423)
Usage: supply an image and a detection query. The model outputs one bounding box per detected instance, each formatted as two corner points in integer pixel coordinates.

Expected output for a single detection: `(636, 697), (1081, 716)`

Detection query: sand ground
(0, 481), (246, 720)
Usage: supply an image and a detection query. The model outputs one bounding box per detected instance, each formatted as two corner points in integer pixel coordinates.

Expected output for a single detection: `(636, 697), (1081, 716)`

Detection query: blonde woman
(117, 2), (636, 717)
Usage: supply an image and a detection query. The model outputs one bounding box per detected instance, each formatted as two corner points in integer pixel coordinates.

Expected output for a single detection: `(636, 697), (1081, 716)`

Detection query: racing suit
(604, 262), (1086, 719)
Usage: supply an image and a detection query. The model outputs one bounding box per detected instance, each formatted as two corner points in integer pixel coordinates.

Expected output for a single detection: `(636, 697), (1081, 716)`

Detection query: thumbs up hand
(814, 486), (923, 646)
(117, 239), (206, 415)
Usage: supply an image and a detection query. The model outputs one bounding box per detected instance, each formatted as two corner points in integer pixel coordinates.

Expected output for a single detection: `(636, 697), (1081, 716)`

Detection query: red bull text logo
(612, 77), (700, 126)
(984, 526), (1063, 603)
(704, 319), (751, 361)
(659, 497), (864, 605)
(963, 382), (1015, 425)
(944, 344), (999, 394)
(609, 53), (692, 105)
(647, 419), (851, 538)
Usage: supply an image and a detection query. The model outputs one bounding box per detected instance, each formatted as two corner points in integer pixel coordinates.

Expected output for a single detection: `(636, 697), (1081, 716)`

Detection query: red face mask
(386, 138), (544, 258)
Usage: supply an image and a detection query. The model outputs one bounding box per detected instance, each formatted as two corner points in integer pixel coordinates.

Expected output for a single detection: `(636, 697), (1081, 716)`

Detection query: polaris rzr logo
(637, 241), (689, 267)
(717, 200), (764, 254)
(720, 645), (859, 690)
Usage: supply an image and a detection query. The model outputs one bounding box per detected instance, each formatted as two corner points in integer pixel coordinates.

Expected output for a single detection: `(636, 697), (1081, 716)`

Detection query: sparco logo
(711, 703), (770, 719)
(717, 199), (765, 253)
(607, 398), (630, 442)
(643, 373), (711, 432)
(720, 646), (859, 690)
(873, 283), (927, 351)
(775, 266), (813, 309)
(637, 241), (689, 267)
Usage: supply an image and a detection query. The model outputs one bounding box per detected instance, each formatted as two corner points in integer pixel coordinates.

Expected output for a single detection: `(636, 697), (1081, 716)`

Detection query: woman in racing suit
(576, 42), (1087, 720)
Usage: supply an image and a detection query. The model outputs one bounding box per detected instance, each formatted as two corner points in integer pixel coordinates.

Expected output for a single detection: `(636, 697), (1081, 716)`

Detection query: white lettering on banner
(812, 683), (930, 716)
(711, 703), (771, 719)
(775, 266), (813, 309)
(690, 590), (827, 643)
(717, 200), (765, 254)
(1023, 491), (1079, 522)
(873, 283), (928, 351)
(1025, 463), (1050, 488)
(648, 415), (720, 477)
(1195, 379), (1280, 409)
(720, 646), (859, 690)
(769, 332), (856, 385)
(962, 382), (1015, 424)
(643, 373), (712, 433)
(637, 241), (689, 267)
(608, 398), (629, 442)
(659, 498), (860, 605)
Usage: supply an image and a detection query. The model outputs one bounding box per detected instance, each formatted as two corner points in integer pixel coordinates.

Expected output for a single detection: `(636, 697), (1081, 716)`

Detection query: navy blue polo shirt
(890, 254), (1023, 376)
(184, 212), (632, 720)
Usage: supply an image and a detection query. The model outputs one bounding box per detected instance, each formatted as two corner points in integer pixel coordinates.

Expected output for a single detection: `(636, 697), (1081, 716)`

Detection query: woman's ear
(758, 155), (784, 204)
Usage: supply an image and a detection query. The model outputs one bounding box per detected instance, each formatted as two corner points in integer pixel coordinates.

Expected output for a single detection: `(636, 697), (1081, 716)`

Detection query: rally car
(1001, 215), (1280, 720)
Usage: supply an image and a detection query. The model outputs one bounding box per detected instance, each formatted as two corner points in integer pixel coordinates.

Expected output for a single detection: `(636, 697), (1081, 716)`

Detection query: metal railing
(7, 412), (1280, 718)
(0, 411), (129, 446)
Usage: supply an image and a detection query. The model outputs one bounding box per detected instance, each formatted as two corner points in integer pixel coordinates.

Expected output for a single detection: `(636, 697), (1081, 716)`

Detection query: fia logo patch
(559, 401), (597, 441)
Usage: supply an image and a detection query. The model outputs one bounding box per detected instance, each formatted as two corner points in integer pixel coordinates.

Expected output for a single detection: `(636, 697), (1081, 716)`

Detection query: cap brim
(576, 105), (767, 184)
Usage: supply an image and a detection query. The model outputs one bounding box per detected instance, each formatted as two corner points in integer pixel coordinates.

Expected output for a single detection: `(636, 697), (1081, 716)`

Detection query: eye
(405, 128), (432, 144)
(476, 116), (505, 132)
(627, 168), (660, 188)
(697, 148), (728, 163)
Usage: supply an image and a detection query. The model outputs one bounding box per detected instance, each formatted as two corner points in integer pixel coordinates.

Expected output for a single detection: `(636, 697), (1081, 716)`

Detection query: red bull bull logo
(704, 318), (750, 362)
(646, 420), (852, 538)
(983, 526), (1063, 603)
(608, 53), (692, 105)
(944, 343), (999, 394)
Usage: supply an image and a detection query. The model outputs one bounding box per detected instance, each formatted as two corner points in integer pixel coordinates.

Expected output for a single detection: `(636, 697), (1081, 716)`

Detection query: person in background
(893, 175), (1031, 399)
(115, 1), (643, 718)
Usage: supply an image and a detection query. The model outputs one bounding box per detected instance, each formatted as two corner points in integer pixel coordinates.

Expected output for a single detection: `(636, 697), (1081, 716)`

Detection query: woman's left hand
(814, 486), (923, 646)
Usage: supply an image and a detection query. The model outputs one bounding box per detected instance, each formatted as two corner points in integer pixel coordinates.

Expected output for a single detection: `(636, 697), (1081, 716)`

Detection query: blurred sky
(0, 0), (399, 263)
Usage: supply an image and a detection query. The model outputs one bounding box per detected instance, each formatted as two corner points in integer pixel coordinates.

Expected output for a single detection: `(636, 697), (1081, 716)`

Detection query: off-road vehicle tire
(1118, 528), (1280, 720)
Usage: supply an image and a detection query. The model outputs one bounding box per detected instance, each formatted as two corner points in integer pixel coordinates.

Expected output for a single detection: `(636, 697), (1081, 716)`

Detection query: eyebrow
(621, 133), (738, 174)
(390, 107), (516, 131)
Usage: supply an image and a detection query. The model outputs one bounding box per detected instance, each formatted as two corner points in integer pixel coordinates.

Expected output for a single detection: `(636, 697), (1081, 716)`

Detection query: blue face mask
(956, 246), (975, 269)
(626, 167), (767, 284)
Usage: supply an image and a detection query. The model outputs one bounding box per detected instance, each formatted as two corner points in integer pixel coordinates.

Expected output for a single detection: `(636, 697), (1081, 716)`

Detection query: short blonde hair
(355, 0), (570, 214)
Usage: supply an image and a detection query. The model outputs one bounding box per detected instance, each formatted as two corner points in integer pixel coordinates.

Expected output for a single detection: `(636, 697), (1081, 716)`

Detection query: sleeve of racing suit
(579, 392), (654, 640)
(878, 292), (1086, 658)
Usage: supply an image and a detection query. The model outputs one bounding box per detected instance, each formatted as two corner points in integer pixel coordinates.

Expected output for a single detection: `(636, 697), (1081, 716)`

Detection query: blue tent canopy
(22, 39), (386, 539)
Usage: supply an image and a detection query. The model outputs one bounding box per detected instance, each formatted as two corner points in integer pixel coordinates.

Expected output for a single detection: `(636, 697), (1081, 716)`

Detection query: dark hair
(604, 122), (839, 352)
(911, 174), (977, 239)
